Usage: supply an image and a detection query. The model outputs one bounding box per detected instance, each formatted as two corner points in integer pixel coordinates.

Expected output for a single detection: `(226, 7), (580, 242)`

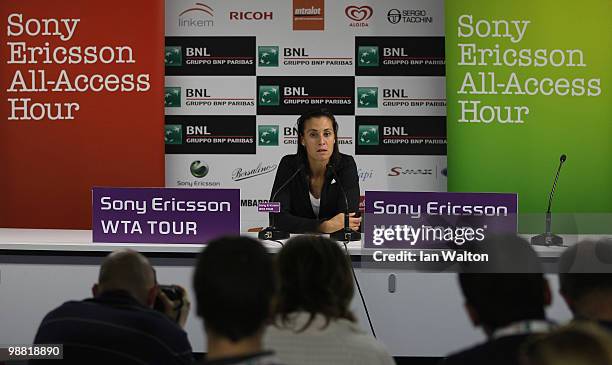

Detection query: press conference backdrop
(446, 0), (612, 234)
(163, 0), (448, 231)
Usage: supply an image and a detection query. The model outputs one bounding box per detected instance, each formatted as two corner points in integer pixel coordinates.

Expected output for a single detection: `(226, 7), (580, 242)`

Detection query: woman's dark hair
(296, 108), (341, 175)
(274, 235), (355, 331)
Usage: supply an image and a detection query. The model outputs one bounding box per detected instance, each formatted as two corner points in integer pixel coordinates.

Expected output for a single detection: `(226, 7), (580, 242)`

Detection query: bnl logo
(258, 125), (279, 146)
(358, 46), (379, 67)
(258, 85), (280, 106)
(258, 46), (279, 67)
(357, 87), (378, 108)
(165, 46), (182, 66)
(165, 125), (183, 145)
(358, 125), (379, 145)
(165, 87), (181, 107)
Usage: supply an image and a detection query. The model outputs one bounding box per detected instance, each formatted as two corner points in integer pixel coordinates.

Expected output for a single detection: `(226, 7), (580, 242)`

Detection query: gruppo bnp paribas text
(6, 14), (151, 121)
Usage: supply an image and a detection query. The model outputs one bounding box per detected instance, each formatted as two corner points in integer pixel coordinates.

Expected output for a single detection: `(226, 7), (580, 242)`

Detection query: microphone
(327, 163), (361, 242)
(531, 154), (567, 246)
(258, 163), (304, 241)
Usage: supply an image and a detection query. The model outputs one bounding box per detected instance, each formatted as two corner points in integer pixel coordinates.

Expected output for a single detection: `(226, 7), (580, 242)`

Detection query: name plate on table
(364, 191), (517, 249)
(93, 187), (240, 244)
(258, 202), (280, 213)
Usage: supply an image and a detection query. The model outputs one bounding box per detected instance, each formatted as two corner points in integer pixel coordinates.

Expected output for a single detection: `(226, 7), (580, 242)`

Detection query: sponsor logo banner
(355, 76), (446, 116)
(345, 5), (373, 28)
(257, 45), (353, 74)
(258, 202), (280, 213)
(232, 162), (278, 181)
(164, 76), (256, 115)
(256, 116), (354, 151)
(165, 37), (255, 76)
(165, 115), (256, 154)
(355, 37), (445, 76)
(229, 11), (273, 22)
(386, 9), (433, 25)
(177, 2), (215, 29)
(355, 116), (446, 155)
(92, 187), (240, 244)
(293, 0), (325, 30)
(364, 191), (517, 249)
(257, 76), (354, 115)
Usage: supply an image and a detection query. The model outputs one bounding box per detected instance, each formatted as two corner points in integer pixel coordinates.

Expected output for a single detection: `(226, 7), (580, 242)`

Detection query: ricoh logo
(229, 11), (273, 21)
(179, 3), (214, 28)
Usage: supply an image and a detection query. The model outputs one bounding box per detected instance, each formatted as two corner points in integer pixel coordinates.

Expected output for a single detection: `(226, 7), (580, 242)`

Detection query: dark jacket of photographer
(33, 290), (193, 365)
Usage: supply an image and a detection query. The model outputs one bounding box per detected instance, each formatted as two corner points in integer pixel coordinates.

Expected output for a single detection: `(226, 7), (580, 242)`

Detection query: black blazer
(269, 153), (360, 233)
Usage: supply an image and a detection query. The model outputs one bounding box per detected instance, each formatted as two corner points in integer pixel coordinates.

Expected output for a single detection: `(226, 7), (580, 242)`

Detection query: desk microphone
(259, 164), (304, 241)
(327, 163), (361, 242)
(531, 154), (566, 246)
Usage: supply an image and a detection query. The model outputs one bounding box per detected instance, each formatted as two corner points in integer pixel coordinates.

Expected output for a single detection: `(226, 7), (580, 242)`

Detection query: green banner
(446, 0), (612, 233)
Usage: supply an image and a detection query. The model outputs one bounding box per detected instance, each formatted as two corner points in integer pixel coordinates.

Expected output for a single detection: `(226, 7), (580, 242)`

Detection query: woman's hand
(319, 213), (361, 233)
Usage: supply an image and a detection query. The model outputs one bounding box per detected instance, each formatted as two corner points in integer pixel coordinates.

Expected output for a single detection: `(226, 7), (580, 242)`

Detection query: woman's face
(300, 116), (335, 163)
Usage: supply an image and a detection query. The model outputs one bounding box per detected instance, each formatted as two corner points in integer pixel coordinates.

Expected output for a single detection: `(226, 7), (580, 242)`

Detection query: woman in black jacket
(269, 109), (361, 233)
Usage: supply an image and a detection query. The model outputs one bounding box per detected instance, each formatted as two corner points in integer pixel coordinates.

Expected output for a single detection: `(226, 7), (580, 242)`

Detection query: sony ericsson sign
(5, 14), (151, 121)
(364, 191), (517, 250)
(93, 187), (239, 244)
(454, 15), (602, 124)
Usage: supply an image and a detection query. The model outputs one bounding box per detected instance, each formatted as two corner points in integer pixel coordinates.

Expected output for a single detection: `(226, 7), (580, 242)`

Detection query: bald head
(96, 249), (156, 305)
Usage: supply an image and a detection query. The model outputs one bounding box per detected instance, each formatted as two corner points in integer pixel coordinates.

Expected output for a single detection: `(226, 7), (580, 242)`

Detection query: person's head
(521, 322), (612, 365)
(458, 274), (551, 335)
(193, 236), (275, 343)
(296, 109), (340, 171)
(275, 235), (355, 330)
(559, 239), (612, 320)
(92, 249), (157, 307)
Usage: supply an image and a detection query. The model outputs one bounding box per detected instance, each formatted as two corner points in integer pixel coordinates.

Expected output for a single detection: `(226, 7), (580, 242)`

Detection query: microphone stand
(531, 155), (566, 246)
(328, 164), (361, 242)
(258, 165), (303, 241)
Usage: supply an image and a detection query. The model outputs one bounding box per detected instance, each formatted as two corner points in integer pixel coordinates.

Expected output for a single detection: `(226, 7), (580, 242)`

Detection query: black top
(269, 153), (360, 233)
(32, 290), (193, 365)
(439, 335), (530, 365)
(202, 351), (283, 365)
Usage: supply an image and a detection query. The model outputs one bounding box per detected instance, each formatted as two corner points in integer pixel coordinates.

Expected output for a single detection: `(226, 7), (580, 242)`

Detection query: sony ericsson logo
(258, 85), (279, 106)
(165, 46), (182, 66)
(358, 125), (379, 146)
(358, 46), (379, 67)
(165, 87), (181, 107)
(258, 46), (279, 67)
(179, 3), (214, 28)
(258, 125), (279, 146)
(190, 161), (209, 178)
(165, 125), (183, 145)
(357, 87), (378, 108)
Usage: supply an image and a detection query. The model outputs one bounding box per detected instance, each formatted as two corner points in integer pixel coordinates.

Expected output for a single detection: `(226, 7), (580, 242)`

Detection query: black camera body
(154, 285), (184, 322)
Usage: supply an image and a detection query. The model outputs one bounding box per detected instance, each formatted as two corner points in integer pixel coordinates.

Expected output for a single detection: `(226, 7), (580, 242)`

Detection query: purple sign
(364, 191), (517, 249)
(92, 187), (240, 244)
(258, 202), (281, 213)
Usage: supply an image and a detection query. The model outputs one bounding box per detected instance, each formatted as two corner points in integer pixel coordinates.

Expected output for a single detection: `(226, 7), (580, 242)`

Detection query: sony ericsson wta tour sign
(364, 191), (517, 249)
(93, 188), (239, 244)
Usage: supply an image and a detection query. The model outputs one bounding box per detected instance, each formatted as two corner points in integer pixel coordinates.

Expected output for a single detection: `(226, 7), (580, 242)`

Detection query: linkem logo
(178, 3), (215, 28)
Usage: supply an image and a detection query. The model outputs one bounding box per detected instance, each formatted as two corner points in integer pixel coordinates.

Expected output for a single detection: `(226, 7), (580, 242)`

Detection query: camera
(154, 285), (184, 322)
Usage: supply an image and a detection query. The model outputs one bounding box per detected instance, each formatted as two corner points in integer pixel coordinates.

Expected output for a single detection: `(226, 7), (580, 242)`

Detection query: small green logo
(165, 87), (181, 107)
(357, 87), (378, 108)
(358, 125), (379, 145)
(258, 125), (279, 146)
(358, 46), (379, 67)
(165, 46), (182, 66)
(190, 161), (209, 178)
(258, 46), (279, 67)
(165, 124), (183, 145)
(258, 85), (280, 106)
